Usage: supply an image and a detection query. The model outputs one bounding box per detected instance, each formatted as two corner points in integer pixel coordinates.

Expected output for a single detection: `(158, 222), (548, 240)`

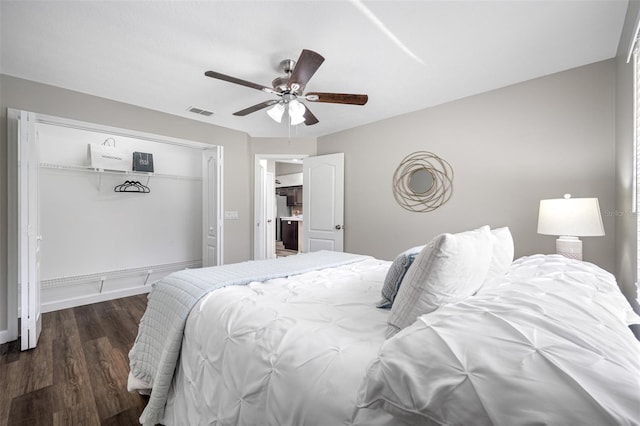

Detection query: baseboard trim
(0, 328), (19, 345)
(4, 285), (152, 344)
(40, 285), (151, 314)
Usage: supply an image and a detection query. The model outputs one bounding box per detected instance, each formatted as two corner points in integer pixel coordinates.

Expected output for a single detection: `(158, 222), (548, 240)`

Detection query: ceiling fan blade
(288, 49), (325, 92)
(305, 92), (368, 105)
(303, 106), (319, 126)
(233, 99), (280, 116)
(205, 70), (276, 94)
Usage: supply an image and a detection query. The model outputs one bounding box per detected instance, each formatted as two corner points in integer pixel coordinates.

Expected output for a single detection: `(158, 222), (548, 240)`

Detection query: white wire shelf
(39, 162), (201, 182)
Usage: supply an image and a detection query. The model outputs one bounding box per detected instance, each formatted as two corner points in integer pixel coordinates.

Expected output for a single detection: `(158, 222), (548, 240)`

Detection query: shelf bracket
(95, 168), (104, 190)
(143, 269), (153, 286)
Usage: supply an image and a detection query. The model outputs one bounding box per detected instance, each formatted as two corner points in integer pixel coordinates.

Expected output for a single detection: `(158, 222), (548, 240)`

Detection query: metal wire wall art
(392, 151), (453, 212)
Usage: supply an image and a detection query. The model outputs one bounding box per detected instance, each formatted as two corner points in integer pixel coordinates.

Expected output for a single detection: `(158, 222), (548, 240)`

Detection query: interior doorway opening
(254, 152), (345, 261)
(254, 154), (308, 260)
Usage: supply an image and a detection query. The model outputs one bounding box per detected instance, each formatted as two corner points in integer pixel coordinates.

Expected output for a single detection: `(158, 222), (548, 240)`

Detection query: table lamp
(537, 194), (605, 260)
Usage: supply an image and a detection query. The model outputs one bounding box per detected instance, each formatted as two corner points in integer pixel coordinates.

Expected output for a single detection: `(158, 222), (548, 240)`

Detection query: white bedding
(161, 257), (395, 425)
(356, 254), (640, 425)
(148, 254), (640, 426)
(128, 250), (370, 425)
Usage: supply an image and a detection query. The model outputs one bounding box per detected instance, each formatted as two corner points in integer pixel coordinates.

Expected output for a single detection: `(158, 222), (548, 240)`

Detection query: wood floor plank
(17, 319), (53, 395)
(51, 309), (101, 421)
(73, 303), (107, 343)
(0, 339), (20, 365)
(82, 336), (132, 420)
(7, 384), (58, 426)
(95, 299), (141, 353)
(0, 295), (149, 426)
(52, 402), (101, 426)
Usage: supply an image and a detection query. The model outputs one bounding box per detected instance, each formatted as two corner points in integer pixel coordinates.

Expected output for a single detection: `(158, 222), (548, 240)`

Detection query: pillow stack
(384, 226), (514, 337)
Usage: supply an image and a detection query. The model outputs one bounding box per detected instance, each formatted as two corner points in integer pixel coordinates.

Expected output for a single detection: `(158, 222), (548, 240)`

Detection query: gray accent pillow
(377, 246), (424, 309)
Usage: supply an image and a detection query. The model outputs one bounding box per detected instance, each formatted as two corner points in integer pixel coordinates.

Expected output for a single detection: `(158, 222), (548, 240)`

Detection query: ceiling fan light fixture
(205, 48), (368, 128)
(267, 103), (285, 123)
(288, 100), (306, 125)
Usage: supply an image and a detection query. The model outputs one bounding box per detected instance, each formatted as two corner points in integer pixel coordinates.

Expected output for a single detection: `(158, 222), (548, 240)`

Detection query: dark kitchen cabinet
(294, 186), (303, 204)
(281, 219), (298, 250)
(284, 186), (303, 206)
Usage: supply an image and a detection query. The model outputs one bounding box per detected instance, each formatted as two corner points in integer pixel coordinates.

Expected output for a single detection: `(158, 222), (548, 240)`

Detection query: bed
(128, 226), (640, 425)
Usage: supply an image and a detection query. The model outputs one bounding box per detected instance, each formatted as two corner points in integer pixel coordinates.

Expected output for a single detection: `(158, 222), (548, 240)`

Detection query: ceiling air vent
(187, 106), (214, 117)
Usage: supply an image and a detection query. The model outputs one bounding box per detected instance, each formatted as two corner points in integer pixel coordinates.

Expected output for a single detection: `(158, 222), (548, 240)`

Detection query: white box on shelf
(88, 142), (132, 172)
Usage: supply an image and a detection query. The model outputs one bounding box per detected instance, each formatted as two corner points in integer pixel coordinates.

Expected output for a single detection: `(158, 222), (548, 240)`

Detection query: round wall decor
(392, 151), (453, 212)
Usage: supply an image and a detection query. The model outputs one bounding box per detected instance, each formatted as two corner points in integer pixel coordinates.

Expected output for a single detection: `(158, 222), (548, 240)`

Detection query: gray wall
(1, 51), (635, 331)
(319, 61), (617, 277)
(615, 0), (640, 312)
(0, 74), (254, 333)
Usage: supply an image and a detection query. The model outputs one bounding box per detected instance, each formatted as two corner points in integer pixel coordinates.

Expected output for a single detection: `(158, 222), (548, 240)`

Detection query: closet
(7, 110), (223, 349)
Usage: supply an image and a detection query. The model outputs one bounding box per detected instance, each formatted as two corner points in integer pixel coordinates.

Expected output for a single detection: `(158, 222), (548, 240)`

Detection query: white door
(202, 147), (223, 267)
(254, 160), (267, 259)
(19, 111), (42, 350)
(265, 172), (276, 259)
(303, 153), (344, 252)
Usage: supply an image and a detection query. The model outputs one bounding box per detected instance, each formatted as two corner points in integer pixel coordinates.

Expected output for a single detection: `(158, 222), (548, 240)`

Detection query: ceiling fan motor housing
(273, 58), (300, 94)
(272, 76), (290, 93)
(279, 59), (296, 74)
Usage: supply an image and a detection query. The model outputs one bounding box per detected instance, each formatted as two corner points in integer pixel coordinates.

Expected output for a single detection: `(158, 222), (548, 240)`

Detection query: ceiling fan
(204, 49), (368, 126)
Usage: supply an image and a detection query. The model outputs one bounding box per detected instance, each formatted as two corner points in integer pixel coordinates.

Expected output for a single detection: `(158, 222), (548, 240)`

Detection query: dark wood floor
(275, 240), (298, 258)
(0, 294), (149, 426)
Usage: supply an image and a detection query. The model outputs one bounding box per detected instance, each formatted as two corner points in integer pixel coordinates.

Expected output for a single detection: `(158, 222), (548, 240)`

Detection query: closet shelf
(39, 162), (201, 181)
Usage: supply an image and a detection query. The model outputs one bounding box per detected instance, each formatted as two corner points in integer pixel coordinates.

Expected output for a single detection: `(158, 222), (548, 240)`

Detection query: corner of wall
(614, 0), (640, 312)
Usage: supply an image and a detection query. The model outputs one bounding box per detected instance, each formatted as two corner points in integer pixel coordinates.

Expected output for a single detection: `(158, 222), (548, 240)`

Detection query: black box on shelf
(133, 152), (154, 172)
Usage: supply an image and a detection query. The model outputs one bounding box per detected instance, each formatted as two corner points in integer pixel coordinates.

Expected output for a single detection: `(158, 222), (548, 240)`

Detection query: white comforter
(160, 255), (640, 426)
(356, 254), (640, 425)
(162, 257), (396, 426)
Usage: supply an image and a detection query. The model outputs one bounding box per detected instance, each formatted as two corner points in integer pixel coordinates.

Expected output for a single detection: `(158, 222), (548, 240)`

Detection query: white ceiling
(0, 1), (629, 138)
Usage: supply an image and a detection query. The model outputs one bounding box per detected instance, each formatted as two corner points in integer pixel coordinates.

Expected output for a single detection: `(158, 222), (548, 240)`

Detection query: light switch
(224, 211), (239, 220)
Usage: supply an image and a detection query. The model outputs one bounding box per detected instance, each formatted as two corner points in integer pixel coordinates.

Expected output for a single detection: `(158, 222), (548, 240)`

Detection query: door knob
(335, 225), (342, 230)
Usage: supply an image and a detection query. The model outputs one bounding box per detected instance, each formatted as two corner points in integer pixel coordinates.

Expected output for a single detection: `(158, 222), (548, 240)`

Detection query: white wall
(319, 61), (617, 276)
(37, 122), (203, 278)
(0, 74), (253, 335)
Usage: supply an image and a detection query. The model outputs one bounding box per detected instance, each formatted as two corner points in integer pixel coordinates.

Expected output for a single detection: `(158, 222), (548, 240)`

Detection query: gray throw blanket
(128, 251), (370, 425)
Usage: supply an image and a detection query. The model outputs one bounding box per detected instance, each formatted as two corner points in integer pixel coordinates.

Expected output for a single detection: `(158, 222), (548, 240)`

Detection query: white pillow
(386, 225), (493, 337)
(484, 227), (514, 282)
(377, 246), (424, 308)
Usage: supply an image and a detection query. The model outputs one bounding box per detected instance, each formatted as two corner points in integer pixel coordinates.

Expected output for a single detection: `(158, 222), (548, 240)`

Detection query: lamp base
(556, 236), (582, 261)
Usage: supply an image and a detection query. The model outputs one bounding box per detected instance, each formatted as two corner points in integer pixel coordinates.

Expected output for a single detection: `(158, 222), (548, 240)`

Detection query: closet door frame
(6, 109), (223, 347)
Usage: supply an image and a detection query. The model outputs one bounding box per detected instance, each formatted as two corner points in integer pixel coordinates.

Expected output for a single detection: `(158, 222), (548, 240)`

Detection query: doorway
(253, 152), (345, 260)
(253, 154), (307, 260)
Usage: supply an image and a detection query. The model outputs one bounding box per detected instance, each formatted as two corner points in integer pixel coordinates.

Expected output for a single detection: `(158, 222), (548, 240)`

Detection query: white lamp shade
(267, 103), (285, 123)
(537, 196), (605, 237)
(288, 100), (306, 125)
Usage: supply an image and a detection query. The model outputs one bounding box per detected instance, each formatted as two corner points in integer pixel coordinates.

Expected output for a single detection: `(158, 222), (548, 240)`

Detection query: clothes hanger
(114, 180), (150, 193)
